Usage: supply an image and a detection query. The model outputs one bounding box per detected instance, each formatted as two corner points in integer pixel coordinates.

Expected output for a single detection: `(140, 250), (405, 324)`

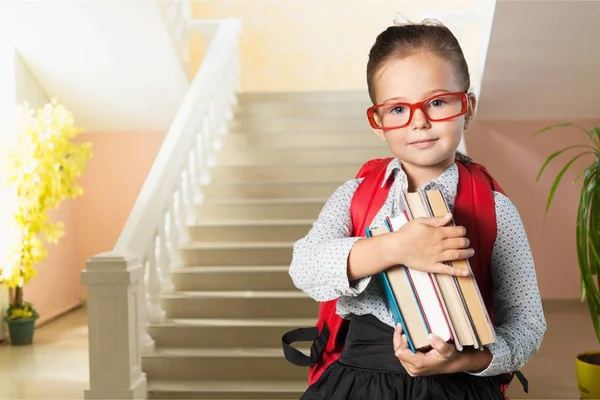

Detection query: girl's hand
(393, 323), (459, 376)
(384, 213), (473, 277)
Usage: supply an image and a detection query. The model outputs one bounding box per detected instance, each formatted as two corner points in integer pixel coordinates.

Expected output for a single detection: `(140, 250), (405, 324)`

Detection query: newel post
(81, 252), (151, 400)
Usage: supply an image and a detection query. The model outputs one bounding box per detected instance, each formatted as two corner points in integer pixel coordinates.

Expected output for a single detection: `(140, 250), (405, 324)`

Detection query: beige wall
(190, 1), (489, 93)
(15, 53), (48, 108)
(23, 202), (79, 325)
(466, 119), (599, 299)
(5, 38), (167, 326)
(73, 131), (166, 300)
(18, 131), (165, 325)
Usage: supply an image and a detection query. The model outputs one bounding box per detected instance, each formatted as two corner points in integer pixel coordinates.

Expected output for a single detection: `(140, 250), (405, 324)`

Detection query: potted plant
(0, 99), (91, 345)
(535, 122), (600, 399)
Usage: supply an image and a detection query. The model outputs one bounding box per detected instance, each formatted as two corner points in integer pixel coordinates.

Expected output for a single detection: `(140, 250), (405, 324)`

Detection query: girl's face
(370, 51), (475, 169)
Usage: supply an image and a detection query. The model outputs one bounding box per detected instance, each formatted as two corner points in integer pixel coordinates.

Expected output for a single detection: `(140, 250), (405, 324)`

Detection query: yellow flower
(0, 100), (91, 290)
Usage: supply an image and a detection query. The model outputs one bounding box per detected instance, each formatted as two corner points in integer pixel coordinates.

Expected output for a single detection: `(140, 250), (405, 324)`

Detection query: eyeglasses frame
(366, 91), (470, 130)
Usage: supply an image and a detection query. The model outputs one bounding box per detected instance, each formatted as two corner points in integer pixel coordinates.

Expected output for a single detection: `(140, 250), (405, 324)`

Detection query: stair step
(179, 242), (293, 266)
(230, 116), (368, 134)
(171, 266), (295, 291)
(189, 219), (312, 242)
(209, 164), (359, 182)
(237, 90), (368, 104)
(142, 347), (309, 381)
(236, 103), (367, 118)
(161, 290), (318, 318)
(223, 132), (381, 148)
(216, 146), (390, 165)
(196, 198), (325, 220)
(149, 317), (315, 348)
(148, 379), (307, 399)
(201, 181), (340, 199)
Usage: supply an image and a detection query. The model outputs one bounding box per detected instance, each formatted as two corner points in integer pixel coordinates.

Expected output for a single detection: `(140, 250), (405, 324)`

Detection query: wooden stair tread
(150, 317), (316, 328)
(148, 379), (307, 392)
(171, 266), (289, 273)
(180, 242), (294, 250)
(162, 290), (308, 299)
(193, 219), (313, 227)
(146, 347), (309, 358)
(201, 198), (327, 205)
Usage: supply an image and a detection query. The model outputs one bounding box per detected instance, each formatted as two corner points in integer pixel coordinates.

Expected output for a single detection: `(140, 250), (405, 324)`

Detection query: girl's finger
(393, 323), (403, 352)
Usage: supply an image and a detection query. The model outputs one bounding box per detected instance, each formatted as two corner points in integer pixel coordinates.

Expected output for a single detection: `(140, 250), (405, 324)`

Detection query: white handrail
(156, 0), (193, 71)
(114, 17), (241, 260)
(82, 18), (242, 400)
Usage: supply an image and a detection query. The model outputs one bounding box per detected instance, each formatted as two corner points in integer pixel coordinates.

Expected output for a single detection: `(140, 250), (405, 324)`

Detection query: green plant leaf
(589, 297), (600, 343)
(536, 145), (596, 182)
(544, 152), (596, 215)
(593, 126), (600, 149)
(589, 181), (600, 274)
(591, 178), (600, 279)
(575, 165), (595, 182)
(536, 122), (600, 343)
(533, 122), (588, 135)
(577, 169), (600, 343)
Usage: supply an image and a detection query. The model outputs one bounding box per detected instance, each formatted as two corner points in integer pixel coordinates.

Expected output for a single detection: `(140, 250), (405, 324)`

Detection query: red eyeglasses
(366, 92), (469, 130)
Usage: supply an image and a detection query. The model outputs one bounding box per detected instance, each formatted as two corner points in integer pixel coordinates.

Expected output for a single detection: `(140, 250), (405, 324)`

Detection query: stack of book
(366, 184), (496, 353)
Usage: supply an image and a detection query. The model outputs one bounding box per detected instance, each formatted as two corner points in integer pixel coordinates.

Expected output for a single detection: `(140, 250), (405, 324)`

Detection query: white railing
(156, 0), (193, 73)
(81, 18), (242, 400)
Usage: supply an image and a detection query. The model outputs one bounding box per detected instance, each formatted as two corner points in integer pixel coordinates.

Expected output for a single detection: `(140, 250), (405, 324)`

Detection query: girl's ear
(368, 109), (387, 141)
(464, 93), (477, 129)
(373, 128), (387, 142)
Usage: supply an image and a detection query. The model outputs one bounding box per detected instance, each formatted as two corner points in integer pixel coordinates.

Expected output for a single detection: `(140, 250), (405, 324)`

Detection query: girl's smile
(407, 137), (439, 149)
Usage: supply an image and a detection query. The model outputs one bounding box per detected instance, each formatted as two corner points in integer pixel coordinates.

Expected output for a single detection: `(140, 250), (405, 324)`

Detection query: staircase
(141, 92), (390, 399)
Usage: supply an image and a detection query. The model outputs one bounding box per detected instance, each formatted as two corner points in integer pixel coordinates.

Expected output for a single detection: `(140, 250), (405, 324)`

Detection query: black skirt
(300, 314), (506, 400)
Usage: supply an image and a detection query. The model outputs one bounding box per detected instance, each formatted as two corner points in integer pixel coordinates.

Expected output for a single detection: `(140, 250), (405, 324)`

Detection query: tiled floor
(506, 300), (599, 400)
(0, 301), (598, 399)
(0, 306), (89, 399)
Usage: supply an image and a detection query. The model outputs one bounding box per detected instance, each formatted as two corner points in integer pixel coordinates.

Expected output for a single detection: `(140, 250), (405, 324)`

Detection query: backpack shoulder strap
(455, 162), (499, 313)
(282, 157), (394, 385)
(350, 157), (395, 237)
(455, 162), (528, 396)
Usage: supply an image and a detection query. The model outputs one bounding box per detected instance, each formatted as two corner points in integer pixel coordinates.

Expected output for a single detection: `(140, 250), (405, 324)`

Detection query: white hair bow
(393, 12), (445, 27)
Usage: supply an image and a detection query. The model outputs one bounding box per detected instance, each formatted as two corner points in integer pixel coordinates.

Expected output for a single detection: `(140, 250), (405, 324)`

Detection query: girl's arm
(289, 178), (380, 301)
(467, 192), (547, 376)
(289, 177), (475, 302)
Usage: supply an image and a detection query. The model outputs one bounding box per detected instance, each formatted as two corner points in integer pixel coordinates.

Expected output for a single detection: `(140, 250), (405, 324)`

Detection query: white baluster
(221, 51), (235, 118)
(140, 273), (156, 354)
(186, 161), (197, 222)
(219, 94), (229, 136)
(165, 0), (177, 26)
(145, 242), (166, 323)
(196, 127), (210, 186)
(177, 185), (190, 243)
(224, 75), (235, 122)
(202, 115), (213, 174)
(226, 55), (240, 118)
(172, 0), (181, 23)
(181, 0), (192, 22)
(211, 102), (219, 165)
(212, 90), (224, 136)
(158, 217), (175, 293)
(190, 135), (201, 189)
(206, 105), (217, 167)
(168, 201), (184, 268)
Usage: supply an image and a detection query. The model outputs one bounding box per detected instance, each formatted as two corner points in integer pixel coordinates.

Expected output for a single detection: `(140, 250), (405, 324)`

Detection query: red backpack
(282, 157), (527, 398)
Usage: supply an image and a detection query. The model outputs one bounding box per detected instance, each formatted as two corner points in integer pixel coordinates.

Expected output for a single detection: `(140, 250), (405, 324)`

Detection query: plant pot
(4, 317), (37, 345)
(576, 350), (600, 399)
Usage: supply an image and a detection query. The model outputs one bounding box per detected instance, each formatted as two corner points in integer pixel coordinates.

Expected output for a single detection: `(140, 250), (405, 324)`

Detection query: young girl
(288, 13), (546, 400)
